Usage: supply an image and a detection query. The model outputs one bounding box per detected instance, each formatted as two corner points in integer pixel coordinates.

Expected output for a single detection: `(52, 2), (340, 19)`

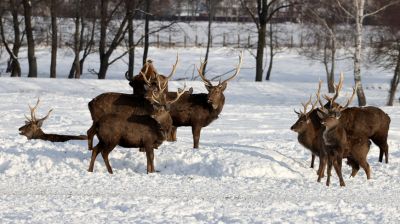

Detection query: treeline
(0, 0), (400, 105)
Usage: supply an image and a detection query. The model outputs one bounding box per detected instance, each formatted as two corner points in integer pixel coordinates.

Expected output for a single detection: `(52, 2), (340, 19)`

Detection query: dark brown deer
(87, 60), (178, 148)
(290, 81), (328, 178)
(126, 56), (178, 96)
(167, 52), (243, 148)
(87, 87), (186, 174)
(317, 89), (372, 186)
(322, 74), (391, 164)
(19, 99), (87, 142)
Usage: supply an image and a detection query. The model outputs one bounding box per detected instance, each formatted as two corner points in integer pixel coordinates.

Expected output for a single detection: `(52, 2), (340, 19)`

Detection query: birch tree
(336, 0), (400, 106)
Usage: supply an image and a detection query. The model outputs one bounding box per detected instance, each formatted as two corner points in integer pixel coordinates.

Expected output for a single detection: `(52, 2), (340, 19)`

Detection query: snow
(0, 47), (400, 223)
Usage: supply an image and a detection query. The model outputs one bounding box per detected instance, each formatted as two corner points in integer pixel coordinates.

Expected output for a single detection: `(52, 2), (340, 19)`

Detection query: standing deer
(19, 99), (87, 142)
(87, 87), (186, 174)
(126, 56), (178, 96)
(167, 52), (243, 148)
(317, 88), (372, 186)
(87, 58), (179, 148)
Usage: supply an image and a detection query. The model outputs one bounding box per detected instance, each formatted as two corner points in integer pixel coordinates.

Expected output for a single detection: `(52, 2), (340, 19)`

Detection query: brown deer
(87, 87), (186, 174)
(322, 73), (391, 164)
(87, 59), (178, 148)
(290, 81), (323, 168)
(19, 99), (87, 142)
(317, 88), (372, 186)
(167, 52), (243, 148)
(126, 56), (178, 96)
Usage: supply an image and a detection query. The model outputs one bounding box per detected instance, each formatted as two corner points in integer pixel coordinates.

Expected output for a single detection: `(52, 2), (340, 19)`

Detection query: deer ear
(220, 82), (227, 91)
(188, 87), (193, 94)
(36, 119), (45, 128)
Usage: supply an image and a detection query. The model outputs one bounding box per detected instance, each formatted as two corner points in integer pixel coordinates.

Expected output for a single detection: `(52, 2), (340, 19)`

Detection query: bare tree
(241, 0), (293, 81)
(97, 0), (129, 79)
(201, 0), (220, 77)
(336, 0), (400, 106)
(0, 0), (23, 77)
(22, 0), (37, 77)
(368, 3), (400, 106)
(300, 0), (347, 92)
(49, 0), (58, 78)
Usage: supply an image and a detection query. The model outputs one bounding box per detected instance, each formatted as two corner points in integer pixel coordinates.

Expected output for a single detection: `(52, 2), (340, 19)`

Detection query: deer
(317, 87), (372, 186)
(166, 52), (243, 148)
(87, 58), (179, 149)
(19, 99), (87, 142)
(321, 73), (391, 164)
(290, 81), (328, 178)
(87, 87), (186, 174)
(125, 56), (178, 96)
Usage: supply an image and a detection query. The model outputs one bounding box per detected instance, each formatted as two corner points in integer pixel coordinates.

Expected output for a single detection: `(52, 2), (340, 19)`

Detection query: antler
(221, 51), (243, 85)
(197, 59), (212, 87)
(165, 53), (179, 80)
(140, 63), (151, 86)
(167, 84), (187, 105)
(25, 98), (53, 124)
(323, 72), (344, 106)
(340, 86), (357, 111)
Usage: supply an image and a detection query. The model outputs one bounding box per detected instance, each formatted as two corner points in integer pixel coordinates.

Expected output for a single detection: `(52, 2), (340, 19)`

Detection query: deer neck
(323, 124), (341, 146)
(298, 124), (316, 147)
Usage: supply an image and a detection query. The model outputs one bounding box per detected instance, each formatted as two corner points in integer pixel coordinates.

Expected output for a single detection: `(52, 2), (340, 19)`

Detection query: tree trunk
(127, 0), (135, 78)
(203, 0), (213, 77)
(9, 0), (21, 77)
(23, 0), (37, 78)
(255, 23), (266, 81)
(50, 0), (58, 78)
(265, 22), (273, 81)
(142, 0), (151, 65)
(98, 55), (110, 79)
(328, 37), (336, 93)
(387, 47), (400, 106)
(353, 0), (367, 106)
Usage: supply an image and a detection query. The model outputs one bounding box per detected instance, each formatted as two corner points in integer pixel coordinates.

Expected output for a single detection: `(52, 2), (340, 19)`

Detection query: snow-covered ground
(0, 47), (399, 223)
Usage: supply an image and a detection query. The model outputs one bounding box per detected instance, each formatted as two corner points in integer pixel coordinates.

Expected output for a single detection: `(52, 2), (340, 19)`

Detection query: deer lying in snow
(167, 52), (243, 148)
(87, 86), (186, 174)
(19, 99), (87, 142)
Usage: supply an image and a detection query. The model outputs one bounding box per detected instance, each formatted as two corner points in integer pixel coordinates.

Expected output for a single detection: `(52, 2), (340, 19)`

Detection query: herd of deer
(290, 73), (391, 186)
(17, 55), (391, 187)
(18, 53), (243, 174)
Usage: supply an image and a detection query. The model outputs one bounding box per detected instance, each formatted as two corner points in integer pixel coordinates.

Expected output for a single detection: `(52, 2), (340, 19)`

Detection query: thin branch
(364, 0), (400, 18)
(336, 0), (354, 18)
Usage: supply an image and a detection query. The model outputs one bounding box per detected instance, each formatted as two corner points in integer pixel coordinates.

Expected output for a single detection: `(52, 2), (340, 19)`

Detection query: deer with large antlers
(290, 81), (328, 177)
(87, 87), (186, 174)
(166, 52), (243, 148)
(19, 99), (87, 142)
(87, 57), (179, 149)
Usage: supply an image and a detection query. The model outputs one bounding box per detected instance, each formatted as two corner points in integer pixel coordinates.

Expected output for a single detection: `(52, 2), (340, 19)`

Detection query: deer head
(290, 80), (322, 133)
(128, 56), (179, 95)
(197, 52), (243, 109)
(317, 74), (356, 130)
(19, 99), (53, 139)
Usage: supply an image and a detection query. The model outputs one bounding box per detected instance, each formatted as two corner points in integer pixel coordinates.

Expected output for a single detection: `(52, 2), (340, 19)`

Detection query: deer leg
(167, 126), (177, 142)
(310, 154), (315, 168)
(88, 146), (100, 172)
(347, 157), (360, 177)
(333, 156), (345, 187)
(86, 123), (96, 151)
(192, 126), (202, 149)
(317, 156), (327, 182)
(326, 157), (332, 186)
(373, 137), (389, 164)
(101, 148), (114, 174)
(358, 159), (371, 180)
(145, 147), (155, 174)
